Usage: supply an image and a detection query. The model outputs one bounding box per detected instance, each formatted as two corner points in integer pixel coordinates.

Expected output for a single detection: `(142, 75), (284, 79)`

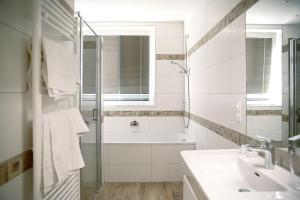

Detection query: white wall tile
(230, 13), (245, 57)
(156, 37), (184, 54)
(155, 22), (184, 38)
(104, 117), (115, 132)
(156, 76), (184, 94)
(108, 165), (151, 182)
(0, 23), (29, 93)
(230, 53), (246, 93)
(206, 0), (230, 31)
(107, 145), (151, 164)
(156, 93), (184, 111)
(206, 130), (239, 149)
(208, 60), (230, 93)
(149, 117), (185, 133)
(0, 94), (32, 162)
(207, 94), (230, 127)
(151, 164), (170, 182)
(207, 26), (230, 66)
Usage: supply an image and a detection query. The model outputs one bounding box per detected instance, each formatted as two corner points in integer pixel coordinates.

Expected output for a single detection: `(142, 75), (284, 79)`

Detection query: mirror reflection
(246, 0), (300, 148)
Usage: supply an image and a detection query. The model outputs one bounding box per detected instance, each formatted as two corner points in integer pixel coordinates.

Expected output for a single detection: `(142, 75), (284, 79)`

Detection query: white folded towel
(42, 108), (89, 193)
(41, 37), (77, 98)
(26, 38), (79, 98)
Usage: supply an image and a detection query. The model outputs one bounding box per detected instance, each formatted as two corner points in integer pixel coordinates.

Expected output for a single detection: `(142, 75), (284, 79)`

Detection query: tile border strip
(81, 110), (185, 117)
(104, 110), (184, 117)
(188, 0), (259, 57)
(156, 54), (185, 60)
(246, 110), (282, 116)
(0, 149), (33, 187)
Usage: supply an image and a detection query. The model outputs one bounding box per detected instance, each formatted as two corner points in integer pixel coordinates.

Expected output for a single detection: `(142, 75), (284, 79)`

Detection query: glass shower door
(290, 38), (300, 137)
(79, 17), (103, 199)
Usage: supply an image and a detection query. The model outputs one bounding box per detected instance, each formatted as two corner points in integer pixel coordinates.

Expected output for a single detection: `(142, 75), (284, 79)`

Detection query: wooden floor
(83, 182), (183, 200)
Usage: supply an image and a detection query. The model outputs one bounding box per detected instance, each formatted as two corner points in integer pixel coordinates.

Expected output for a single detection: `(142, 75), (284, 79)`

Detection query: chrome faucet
(246, 135), (275, 169)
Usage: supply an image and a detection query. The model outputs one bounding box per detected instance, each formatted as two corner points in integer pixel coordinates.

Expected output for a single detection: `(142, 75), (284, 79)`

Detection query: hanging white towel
(26, 38), (79, 97)
(42, 108), (89, 193)
(42, 37), (77, 98)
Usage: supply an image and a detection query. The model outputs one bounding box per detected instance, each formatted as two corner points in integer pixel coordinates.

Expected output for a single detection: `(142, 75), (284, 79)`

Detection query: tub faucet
(246, 135), (275, 169)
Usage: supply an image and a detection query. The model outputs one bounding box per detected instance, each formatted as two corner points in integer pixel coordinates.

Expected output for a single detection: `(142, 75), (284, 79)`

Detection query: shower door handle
(296, 108), (300, 123)
(93, 109), (98, 121)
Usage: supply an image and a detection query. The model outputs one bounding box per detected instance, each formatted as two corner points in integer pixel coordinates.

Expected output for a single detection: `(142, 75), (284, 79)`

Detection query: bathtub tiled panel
(151, 164), (170, 182)
(108, 165), (152, 182)
(104, 143), (194, 182)
(152, 145), (193, 164)
(104, 117), (185, 134)
(107, 145), (151, 164)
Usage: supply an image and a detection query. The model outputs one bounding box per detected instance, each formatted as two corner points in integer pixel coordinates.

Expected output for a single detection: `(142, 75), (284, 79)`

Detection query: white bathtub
(103, 133), (195, 182)
(104, 133), (194, 144)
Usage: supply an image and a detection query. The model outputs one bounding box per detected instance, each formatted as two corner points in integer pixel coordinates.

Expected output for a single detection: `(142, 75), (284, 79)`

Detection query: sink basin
(237, 157), (286, 192)
(181, 149), (300, 200)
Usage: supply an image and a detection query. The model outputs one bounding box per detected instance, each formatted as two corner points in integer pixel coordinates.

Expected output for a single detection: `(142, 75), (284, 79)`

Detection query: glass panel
(80, 22), (98, 199)
(295, 39), (300, 135)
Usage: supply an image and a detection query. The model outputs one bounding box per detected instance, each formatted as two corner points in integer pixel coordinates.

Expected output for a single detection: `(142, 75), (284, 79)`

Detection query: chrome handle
(130, 120), (139, 127)
(256, 135), (273, 149)
(256, 135), (272, 144)
(93, 109), (98, 121)
(289, 134), (300, 153)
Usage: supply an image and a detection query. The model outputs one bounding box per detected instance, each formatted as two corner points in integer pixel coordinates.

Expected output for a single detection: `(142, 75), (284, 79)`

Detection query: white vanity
(181, 149), (300, 200)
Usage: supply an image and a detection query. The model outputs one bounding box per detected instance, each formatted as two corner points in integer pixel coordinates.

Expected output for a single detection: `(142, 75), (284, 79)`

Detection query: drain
(182, 138), (187, 142)
(238, 188), (251, 192)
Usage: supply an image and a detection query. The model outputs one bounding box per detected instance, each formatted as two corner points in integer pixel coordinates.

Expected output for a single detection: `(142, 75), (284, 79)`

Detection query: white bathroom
(0, 0), (300, 200)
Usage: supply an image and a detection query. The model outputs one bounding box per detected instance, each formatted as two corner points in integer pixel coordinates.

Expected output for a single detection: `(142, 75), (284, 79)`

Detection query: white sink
(181, 149), (300, 200)
(237, 157), (286, 192)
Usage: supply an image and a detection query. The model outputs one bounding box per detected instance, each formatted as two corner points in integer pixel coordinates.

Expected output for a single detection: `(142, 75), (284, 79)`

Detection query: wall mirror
(246, 0), (300, 149)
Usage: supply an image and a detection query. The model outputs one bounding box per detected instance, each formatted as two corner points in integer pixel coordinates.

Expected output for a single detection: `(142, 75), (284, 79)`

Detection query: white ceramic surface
(181, 149), (300, 200)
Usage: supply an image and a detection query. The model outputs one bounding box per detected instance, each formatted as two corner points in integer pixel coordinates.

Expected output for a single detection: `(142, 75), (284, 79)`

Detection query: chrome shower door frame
(289, 38), (300, 138)
(78, 14), (103, 194)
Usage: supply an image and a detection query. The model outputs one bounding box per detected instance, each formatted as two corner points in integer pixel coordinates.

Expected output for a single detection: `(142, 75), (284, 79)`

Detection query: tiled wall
(0, 1), (33, 199)
(103, 22), (186, 134)
(184, 0), (250, 149)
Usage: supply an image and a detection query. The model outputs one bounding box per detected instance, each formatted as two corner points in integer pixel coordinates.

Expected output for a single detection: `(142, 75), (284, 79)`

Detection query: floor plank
(83, 182), (183, 200)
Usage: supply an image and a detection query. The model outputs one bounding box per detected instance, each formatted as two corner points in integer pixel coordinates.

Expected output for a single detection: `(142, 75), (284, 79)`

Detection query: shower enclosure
(78, 15), (103, 198)
(289, 38), (300, 137)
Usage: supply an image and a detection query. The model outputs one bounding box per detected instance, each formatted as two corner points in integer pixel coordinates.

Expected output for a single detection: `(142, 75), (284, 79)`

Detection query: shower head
(170, 60), (188, 74)
(170, 60), (186, 72)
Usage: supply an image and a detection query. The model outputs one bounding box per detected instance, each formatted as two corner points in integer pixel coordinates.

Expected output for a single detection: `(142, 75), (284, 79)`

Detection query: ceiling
(75, 0), (199, 22)
(247, 0), (300, 24)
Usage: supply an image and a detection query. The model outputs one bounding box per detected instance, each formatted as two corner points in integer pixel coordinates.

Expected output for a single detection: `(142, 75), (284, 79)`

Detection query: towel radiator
(32, 0), (80, 199)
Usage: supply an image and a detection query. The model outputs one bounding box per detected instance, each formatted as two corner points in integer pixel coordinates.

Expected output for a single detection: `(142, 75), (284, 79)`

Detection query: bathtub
(104, 133), (194, 144)
(103, 133), (195, 182)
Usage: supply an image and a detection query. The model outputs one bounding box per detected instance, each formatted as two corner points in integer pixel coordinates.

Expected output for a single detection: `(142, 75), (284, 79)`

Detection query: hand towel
(42, 108), (89, 193)
(42, 37), (77, 98)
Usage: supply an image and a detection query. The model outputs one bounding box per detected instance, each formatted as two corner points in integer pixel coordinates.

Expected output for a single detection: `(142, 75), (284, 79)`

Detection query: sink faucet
(246, 135), (275, 169)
